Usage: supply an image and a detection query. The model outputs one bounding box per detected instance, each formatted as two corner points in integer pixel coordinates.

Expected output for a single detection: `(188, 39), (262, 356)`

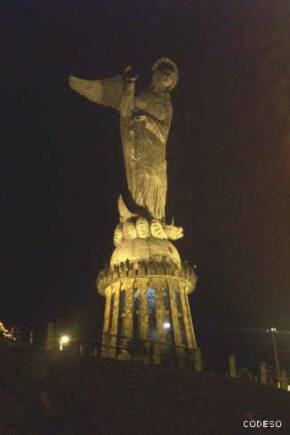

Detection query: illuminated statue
(69, 58), (179, 223)
(69, 59), (198, 365)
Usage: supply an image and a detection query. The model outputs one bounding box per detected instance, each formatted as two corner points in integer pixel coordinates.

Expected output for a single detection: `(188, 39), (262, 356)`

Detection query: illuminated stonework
(97, 238), (197, 364)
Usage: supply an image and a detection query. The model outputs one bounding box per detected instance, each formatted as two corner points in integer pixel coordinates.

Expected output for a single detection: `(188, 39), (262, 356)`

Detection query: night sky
(2, 0), (290, 371)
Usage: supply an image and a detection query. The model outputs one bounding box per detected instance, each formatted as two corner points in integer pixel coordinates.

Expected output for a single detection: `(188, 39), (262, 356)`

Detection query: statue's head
(151, 58), (178, 93)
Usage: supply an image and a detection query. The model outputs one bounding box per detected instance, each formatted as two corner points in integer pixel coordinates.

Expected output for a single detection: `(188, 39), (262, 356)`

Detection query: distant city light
(266, 327), (278, 334)
(163, 322), (171, 329)
(59, 335), (70, 351)
(0, 321), (16, 340)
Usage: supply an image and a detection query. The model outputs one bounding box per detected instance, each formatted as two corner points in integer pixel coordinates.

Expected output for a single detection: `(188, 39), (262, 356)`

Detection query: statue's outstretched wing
(69, 75), (125, 111)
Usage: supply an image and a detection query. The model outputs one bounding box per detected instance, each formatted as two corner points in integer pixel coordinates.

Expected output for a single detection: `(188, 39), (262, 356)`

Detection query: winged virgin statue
(69, 58), (183, 242)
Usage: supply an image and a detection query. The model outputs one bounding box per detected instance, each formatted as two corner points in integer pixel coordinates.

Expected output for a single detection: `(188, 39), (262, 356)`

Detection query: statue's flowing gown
(69, 75), (172, 220)
(126, 89), (172, 220)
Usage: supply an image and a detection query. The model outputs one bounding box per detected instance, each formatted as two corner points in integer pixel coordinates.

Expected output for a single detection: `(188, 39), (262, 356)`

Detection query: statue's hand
(136, 115), (147, 122)
(134, 114), (148, 128)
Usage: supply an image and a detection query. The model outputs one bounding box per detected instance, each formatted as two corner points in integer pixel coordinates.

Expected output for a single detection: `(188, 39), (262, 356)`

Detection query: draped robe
(69, 75), (172, 220)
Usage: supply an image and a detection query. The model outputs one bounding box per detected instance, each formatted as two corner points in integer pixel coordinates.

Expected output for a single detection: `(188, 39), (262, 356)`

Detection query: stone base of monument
(97, 237), (197, 365)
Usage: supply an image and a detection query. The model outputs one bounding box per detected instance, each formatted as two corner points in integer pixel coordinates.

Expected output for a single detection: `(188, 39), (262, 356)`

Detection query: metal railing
(56, 333), (197, 369)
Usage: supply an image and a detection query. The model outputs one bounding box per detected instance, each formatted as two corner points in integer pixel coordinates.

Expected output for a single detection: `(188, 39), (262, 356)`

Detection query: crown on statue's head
(151, 57), (179, 90)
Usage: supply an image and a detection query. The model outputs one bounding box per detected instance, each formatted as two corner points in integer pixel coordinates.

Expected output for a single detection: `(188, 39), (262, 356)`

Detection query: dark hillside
(1, 341), (289, 435)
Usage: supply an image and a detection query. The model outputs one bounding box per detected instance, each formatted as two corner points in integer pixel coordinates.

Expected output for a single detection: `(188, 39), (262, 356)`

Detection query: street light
(266, 327), (280, 386)
(59, 335), (70, 351)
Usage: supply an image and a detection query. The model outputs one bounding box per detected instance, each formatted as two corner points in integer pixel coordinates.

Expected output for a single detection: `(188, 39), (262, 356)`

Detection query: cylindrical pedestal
(97, 238), (197, 365)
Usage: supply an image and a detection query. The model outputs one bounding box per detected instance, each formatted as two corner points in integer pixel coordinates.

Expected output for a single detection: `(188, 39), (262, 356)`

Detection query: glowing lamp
(59, 335), (70, 351)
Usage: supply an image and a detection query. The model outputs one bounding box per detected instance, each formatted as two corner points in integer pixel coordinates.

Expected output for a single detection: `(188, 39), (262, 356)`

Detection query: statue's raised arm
(69, 58), (182, 239)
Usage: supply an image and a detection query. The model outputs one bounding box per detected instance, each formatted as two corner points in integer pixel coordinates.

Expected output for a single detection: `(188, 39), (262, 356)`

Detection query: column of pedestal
(102, 286), (112, 358)
(109, 282), (121, 358)
(154, 281), (166, 364)
(167, 278), (182, 362)
(139, 279), (149, 363)
(123, 279), (134, 350)
(180, 285), (196, 349)
(179, 285), (196, 365)
(184, 287), (197, 348)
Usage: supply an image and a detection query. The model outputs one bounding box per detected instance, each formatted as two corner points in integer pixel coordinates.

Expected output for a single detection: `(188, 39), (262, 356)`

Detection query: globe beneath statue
(110, 237), (181, 268)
